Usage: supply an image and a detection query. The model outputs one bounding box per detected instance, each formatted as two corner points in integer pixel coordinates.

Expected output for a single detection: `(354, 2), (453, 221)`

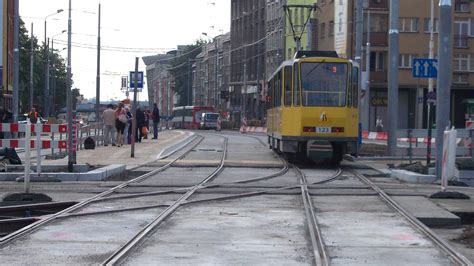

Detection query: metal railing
(395, 129), (472, 161)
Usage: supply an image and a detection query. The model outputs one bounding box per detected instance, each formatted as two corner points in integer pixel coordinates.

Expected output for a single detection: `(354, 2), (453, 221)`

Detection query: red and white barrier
(362, 131), (436, 144)
(0, 123), (67, 133)
(240, 126), (267, 133)
(0, 139), (67, 149)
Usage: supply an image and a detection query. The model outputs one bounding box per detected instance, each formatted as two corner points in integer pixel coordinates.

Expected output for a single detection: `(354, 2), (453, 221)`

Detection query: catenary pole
(436, 0), (453, 178)
(355, 0), (364, 153)
(365, 9), (371, 131)
(67, 0), (74, 172)
(29, 23), (34, 111)
(426, 0), (436, 165)
(96, 3), (101, 122)
(388, 0), (400, 156)
(131, 57), (139, 158)
(12, 0), (19, 122)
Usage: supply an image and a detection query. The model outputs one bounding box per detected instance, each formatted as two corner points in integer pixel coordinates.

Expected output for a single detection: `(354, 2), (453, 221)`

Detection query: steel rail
(295, 166), (330, 266)
(0, 135), (203, 247)
(351, 169), (473, 266)
(101, 135), (229, 265)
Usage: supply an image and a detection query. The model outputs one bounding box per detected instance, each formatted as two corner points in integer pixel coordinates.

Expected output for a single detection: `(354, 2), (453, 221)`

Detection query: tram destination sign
(412, 58), (438, 78)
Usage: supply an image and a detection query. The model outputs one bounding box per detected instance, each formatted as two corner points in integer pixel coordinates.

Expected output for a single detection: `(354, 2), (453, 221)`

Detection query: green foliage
(168, 39), (206, 106)
(18, 19), (69, 116)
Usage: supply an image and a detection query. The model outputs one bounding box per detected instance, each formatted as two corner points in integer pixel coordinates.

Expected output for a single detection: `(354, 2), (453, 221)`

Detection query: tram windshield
(300, 62), (348, 107)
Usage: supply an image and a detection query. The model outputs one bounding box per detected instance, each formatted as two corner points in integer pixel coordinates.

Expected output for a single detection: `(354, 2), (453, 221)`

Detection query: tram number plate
(316, 127), (331, 133)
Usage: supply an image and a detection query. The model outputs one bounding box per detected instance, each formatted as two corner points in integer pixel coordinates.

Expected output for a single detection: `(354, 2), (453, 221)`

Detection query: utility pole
(29, 23), (34, 111)
(388, 0), (400, 156)
(365, 8), (371, 131)
(96, 3), (101, 123)
(12, 0), (19, 122)
(45, 38), (50, 117)
(214, 38), (219, 111)
(355, 0), (363, 64)
(426, 0), (435, 165)
(241, 12), (247, 120)
(355, 0), (364, 148)
(187, 58), (192, 105)
(67, 0), (74, 172)
(131, 57), (139, 158)
(436, 0), (453, 178)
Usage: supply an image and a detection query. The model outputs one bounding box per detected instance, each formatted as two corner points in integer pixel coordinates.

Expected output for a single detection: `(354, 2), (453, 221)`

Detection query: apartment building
(315, 0), (474, 130)
(230, 0), (266, 120)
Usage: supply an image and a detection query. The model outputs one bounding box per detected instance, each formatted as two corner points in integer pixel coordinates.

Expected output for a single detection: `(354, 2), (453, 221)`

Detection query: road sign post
(413, 58), (438, 165)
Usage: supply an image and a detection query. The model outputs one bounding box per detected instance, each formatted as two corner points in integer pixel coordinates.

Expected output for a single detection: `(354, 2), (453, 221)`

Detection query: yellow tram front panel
(278, 106), (358, 139)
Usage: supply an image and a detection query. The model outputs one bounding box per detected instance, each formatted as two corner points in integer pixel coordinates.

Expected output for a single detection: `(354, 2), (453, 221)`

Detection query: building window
(455, 20), (470, 48)
(370, 51), (386, 72)
(453, 53), (470, 72)
(455, 0), (470, 13)
(328, 21), (334, 36)
(320, 23), (326, 39)
(368, 14), (388, 32)
(399, 54), (417, 69)
(399, 17), (419, 32)
(423, 18), (439, 33)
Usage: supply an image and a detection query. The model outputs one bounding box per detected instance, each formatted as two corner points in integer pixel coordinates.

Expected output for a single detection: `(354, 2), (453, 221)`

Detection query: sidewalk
(41, 130), (193, 169)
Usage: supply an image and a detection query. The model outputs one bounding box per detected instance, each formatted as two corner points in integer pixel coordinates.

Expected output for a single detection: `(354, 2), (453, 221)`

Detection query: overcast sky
(20, 0), (230, 102)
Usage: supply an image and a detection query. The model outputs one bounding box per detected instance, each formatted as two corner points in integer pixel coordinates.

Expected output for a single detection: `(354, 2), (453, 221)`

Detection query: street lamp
(44, 8), (64, 118)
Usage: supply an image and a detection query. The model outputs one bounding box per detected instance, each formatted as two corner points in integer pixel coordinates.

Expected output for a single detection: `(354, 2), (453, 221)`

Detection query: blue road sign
(129, 71), (144, 89)
(412, 58), (438, 78)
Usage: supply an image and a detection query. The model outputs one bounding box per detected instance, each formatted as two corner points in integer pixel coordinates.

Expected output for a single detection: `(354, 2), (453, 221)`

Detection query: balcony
(364, 32), (388, 47)
(369, 71), (388, 84)
(368, 0), (388, 9)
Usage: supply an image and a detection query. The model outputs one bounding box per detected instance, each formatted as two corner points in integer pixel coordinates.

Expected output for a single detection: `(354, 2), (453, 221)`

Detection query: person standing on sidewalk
(152, 103), (160, 139)
(135, 106), (145, 143)
(102, 104), (116, 146)
(115, 102), (127, 147)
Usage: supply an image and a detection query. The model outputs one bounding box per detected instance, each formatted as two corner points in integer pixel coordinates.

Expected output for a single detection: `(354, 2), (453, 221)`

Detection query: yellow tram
(266, 51), (359, 163)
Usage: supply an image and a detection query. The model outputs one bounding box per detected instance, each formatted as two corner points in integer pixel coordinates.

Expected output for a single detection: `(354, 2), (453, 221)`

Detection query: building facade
(230, 0), (266, 120)
(315, 0), (474, 130)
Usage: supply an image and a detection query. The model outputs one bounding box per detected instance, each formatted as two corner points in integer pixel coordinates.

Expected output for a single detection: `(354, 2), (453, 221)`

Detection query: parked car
(200, 112), (219, 130)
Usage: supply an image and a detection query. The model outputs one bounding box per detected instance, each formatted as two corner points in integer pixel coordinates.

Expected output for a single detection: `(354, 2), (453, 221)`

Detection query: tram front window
(301, 62), (348, 107)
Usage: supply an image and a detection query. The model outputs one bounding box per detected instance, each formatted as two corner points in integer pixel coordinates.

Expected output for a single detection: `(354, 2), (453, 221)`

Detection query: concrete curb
(6, 164), (126, 182)
(391, 169), (437, 184)
(157, 132), (196, 160)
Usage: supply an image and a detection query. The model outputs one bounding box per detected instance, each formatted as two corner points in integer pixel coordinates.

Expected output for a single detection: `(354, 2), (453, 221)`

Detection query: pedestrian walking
(152, 103), (160, 139)
(102, 104), (116, 146)
(123, 106), (131, 144)
(135, 106), (145, 143)
(143, 107), (150, 139)
(28, 107), (38, 124)
(115, 102), (127, 147)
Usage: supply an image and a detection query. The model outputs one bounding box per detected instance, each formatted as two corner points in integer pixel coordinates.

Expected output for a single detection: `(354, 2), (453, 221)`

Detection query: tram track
(350, 169), (473, 266)
(1, 131), (470, 265)
(0, 132), (298, 265)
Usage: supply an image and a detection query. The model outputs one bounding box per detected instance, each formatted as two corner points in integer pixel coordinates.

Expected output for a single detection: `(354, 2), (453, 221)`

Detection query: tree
(18, 19), (69, 116)
(168, 39), (206, 106)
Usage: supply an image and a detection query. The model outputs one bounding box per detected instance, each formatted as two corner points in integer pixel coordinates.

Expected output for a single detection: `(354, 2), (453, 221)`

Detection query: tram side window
(352, 66), (359, 107)
(276, 71), (282, 107)
(293, 63), (301, 106)
(348, 65), (353, 107)
(284, 66), (292, 106)
(268, 79), (274, 109)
